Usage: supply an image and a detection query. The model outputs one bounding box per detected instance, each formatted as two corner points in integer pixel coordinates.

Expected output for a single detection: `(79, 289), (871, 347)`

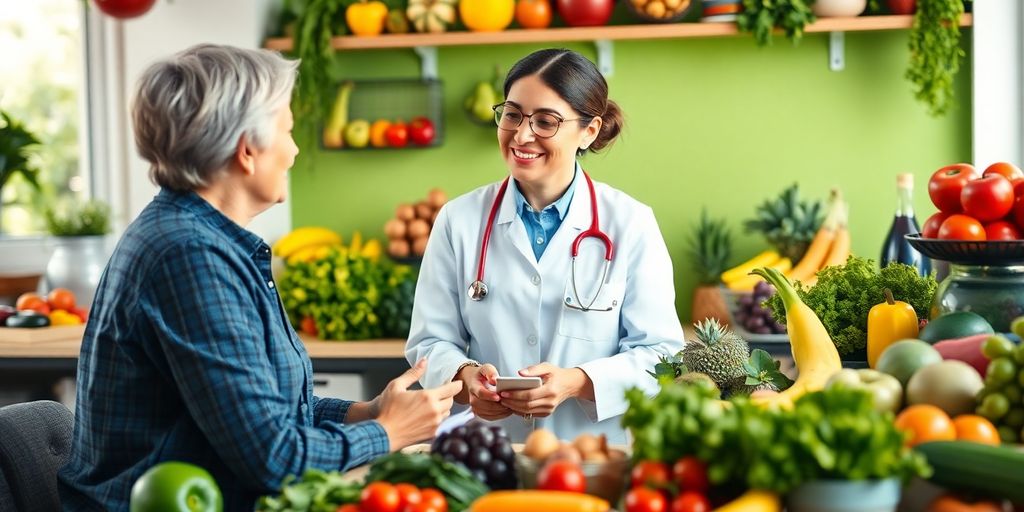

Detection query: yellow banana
(348, 230), (364, 254)
(712, 490), (782, 512)
(721, 250), (780, 284)
(360, 238), (383, 262)
(748, 267), (842, 409)
(272, 227), (342, 259)
(286, 244), (331, 265)
(726, 257), (791, 292)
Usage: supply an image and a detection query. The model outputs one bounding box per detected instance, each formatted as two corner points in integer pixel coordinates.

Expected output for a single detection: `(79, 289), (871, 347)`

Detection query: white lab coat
(405, 172), (685, 444)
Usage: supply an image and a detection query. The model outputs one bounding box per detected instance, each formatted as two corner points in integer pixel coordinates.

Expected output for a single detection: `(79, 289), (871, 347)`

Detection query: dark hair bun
(587, 100), (623, 153)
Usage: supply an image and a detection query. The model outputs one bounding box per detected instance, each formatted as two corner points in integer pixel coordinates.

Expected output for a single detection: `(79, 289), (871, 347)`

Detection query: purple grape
(486, 459), (509, 482)
(738, 295), (754, 307)
(491, 439), (514, 461)
(755, 326), (772, 335)
(467, 448), (492, 469)
(441, 437), (469, 459)
(747, 315), (765, 329)
(469, 428), (495, 449)
(734, 311), (748, 324)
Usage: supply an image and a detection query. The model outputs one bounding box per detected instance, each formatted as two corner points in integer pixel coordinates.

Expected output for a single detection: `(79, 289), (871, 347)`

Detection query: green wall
(290, 29), (973, 324)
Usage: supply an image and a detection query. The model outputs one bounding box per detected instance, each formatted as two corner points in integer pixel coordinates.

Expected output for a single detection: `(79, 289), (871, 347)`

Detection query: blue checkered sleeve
(143, 241), (389, 491)
(311, 396), (352, 424)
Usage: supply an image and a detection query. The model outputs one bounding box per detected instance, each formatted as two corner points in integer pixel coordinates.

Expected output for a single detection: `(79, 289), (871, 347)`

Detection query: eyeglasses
(492, 104), (583, 139)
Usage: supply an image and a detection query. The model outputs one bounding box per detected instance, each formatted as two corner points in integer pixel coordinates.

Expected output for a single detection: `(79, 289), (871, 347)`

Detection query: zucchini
(915, 441), (1024, 502)
(5, 311), (50, 328)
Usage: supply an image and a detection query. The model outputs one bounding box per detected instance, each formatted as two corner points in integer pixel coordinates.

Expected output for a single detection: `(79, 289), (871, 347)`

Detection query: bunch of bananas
(272, 227), (383, 265)
(744, 184), (824, 263)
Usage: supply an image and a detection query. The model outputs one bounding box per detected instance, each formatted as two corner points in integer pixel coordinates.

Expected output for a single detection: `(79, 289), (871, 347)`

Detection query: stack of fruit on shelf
(922, 161), (1024, 240)
(2, 289), (87, 329)
(384, 189), (448, 260)
(322, 81), (438, 150)
(431, 421), (517, 490)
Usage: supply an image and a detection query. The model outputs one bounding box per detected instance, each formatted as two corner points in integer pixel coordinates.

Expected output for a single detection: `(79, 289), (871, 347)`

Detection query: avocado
(919, 311), (994, 344)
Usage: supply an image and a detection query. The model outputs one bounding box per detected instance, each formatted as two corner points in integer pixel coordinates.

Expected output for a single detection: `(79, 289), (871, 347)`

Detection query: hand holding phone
(495, 376), (542, 393)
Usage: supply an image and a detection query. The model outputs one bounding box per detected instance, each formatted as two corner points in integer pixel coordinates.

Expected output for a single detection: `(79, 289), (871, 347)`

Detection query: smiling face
(498, 74), (601, 192)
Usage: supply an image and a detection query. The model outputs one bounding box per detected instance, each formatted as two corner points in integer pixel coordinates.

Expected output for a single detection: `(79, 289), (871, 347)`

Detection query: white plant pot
(44, 235), (111, 308)
(812, 0), (867, 17)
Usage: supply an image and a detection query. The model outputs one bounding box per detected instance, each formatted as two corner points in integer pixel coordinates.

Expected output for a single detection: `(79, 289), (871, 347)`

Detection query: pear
(464, 81), (498, 123)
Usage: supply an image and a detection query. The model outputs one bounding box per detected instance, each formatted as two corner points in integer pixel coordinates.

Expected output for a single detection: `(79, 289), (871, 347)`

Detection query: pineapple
(681, 318), (750, 392)
(688, 209), (732, 325)
(744, 183), (823, 262)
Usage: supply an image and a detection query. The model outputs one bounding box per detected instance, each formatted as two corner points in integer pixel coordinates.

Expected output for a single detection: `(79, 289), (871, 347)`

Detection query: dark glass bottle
(881, 173), (931, 276)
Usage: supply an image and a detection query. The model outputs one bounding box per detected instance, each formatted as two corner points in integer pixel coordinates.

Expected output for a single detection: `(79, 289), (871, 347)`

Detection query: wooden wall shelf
(263, 14), (973, 52)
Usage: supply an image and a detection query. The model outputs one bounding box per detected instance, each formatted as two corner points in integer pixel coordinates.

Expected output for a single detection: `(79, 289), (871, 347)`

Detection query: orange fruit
(951, 414), (1001, 445)
(47, 288), (76, 312)
(895, 404), (956, 447)
(16, 292), (42, 310)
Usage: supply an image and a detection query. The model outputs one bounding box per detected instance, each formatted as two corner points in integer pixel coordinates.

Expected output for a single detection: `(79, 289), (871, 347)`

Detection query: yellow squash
(469, 491), (609, 512)
(866, 288), (919, 368)
(712, 490), (782, 512)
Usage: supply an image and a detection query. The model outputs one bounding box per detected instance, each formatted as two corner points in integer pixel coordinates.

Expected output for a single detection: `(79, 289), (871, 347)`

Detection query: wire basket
(324, 78), (444, 150)
(905, 234), (1024, 266)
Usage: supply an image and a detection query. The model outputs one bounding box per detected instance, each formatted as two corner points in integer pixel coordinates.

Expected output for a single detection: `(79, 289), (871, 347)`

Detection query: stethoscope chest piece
(468, 280), (488, 301)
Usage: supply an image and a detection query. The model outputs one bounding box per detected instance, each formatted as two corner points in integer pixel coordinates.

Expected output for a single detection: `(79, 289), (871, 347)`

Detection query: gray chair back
(0, 401), (74, 512)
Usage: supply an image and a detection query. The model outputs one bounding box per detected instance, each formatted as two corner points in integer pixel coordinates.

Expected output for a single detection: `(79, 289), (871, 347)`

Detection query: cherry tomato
(630, 460), (671, 489)
(938, 214), (986, 241)
(395, 483), (422, 510)
(537, 460), (587, 494)
(418, 488), (447, 512)
(962, 174), (1015, 222)
(982, 161), (1024, 181)
(922, 211), (951, 239)
(671, 457), (709, 493)
(515, 0), (552, 28)
(361, 481), (401, 512)
(625, 487), (668, 512)
(670, 491), (711, 512)
(928, 163), (978, 213)
(984, 221), (1021, 241)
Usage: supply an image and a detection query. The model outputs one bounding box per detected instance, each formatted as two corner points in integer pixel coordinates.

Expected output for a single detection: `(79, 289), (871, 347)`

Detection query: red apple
(885, 0), (915, 14)
(556, 0), (614, 26)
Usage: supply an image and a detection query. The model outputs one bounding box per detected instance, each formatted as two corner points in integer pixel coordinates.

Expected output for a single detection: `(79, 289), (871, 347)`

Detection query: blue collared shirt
(513, 165), (579, 260)
(58, 189), (389, 512)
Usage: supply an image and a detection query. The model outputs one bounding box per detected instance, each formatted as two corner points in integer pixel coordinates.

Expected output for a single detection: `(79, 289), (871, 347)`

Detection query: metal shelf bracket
(414, 46), (439, 80)
(829, 31), (845, 71)
(595, 39), (614, 77)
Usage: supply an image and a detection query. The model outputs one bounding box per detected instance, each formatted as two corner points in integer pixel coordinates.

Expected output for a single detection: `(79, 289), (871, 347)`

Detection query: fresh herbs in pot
(736, 0), (816, 47)
(905, 0), (968, 116)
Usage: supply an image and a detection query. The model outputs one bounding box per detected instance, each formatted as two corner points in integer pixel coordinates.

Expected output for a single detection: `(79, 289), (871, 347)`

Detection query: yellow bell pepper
(49, 309), (83, 326)
(346, 1), (388, 37)
(867, 288), (919, 368)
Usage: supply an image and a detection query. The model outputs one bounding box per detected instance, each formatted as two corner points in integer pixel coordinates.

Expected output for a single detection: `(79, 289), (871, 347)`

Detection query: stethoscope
(467, 171), (615, 312)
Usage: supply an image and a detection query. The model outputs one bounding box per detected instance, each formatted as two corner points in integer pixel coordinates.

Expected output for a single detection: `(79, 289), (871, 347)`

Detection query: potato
(645, 0), (666, 17)
(664, 0), (681, 9)
(411, 236), (429, 257)
(415, 201), (434, 220)
(631, 0), (649, 7)
(431, 209), (440, 225)
(546, 443), (583, 465)
(427, 188), (447, 208)
(408, 219), (430, 239)
(523, 429), (560, 460)
(582, 450), (608, 463)
(384, 218), (406, 239)
(396, 203), (415, 221)
(573, 433), (602, 457)
(388, 238), (410, 258)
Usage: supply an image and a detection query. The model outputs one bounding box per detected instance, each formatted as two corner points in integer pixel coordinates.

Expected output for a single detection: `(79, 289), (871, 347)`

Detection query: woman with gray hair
(58, 43), (461, 511)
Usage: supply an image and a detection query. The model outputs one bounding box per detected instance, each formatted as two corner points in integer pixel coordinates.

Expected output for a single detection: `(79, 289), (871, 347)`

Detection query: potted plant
(905, 0), (968, 116)
(687, 209), (732, 326)
(0, 111), (42, 235)
(43, 199), (112, 308)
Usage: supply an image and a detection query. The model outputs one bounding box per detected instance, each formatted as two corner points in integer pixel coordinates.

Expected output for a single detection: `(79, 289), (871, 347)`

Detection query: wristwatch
(454, 360), (481, 380)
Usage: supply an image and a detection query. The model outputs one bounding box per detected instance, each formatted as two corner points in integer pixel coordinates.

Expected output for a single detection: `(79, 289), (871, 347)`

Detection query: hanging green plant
(905, 0), (968, 116)
(736, 0), (817, 47)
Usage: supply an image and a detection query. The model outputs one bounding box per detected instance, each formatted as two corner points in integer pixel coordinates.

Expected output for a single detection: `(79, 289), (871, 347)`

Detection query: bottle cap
(897, 173), (914, 189)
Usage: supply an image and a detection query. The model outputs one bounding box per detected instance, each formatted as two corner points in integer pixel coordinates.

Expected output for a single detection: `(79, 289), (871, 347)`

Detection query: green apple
(130, 461), (222, 512)
(343, 119), (370, 148)
(825, 368), (903, 414)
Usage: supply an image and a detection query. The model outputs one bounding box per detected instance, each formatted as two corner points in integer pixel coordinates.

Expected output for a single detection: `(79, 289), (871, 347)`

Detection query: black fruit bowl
(905, 234), (1024, 266)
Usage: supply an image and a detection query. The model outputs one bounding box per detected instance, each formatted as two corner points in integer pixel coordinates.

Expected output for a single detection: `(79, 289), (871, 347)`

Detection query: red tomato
(671, 457), (709, 493)
(405, 504), (445, 512)
(625, 487), (668, 512)
(982, 161), (1024, 181)
(93, 0), (156, 18)
(938, 214), (986, 241)
(985, 220), (1021, 240)
(1013, 178), (1024, 198)
(631, 460), (671, 489)
(670, 491), (711, 512)
(361, 481), (401, 512)
(538, 460), (587, 493)
(385, 122), (409, 148)
(418, 488), (447, 512)
(70, 306), (89, 323)
(395, 483), (421, 510)
(408, 117), (436, 146)
(300, 316), (318, 337)
(928, 163), (978, 213)
(556, 0), (614, 26)
(962, 174), (1015, 222)
(335, 505), (360, 512)
(922, 212), (951, 239)
(516, 0), (552, 28)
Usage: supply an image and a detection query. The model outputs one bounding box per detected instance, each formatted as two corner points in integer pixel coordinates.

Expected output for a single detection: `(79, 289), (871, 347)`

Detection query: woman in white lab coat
(406, 48), (684, 444)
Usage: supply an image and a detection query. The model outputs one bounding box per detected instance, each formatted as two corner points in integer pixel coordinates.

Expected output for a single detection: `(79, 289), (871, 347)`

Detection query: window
(0, 0), (89, 236)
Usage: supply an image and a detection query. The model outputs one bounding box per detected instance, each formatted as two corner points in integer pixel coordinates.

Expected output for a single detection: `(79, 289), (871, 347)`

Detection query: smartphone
(495, 376), (542, 392)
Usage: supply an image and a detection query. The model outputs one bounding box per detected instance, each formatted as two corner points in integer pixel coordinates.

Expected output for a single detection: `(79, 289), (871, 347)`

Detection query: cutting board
(0, 324), (86, 343)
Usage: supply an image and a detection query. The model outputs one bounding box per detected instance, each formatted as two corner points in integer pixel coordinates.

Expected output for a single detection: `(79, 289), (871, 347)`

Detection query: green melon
(920, 311), (994, 344)
(876, 339), (943, 387)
